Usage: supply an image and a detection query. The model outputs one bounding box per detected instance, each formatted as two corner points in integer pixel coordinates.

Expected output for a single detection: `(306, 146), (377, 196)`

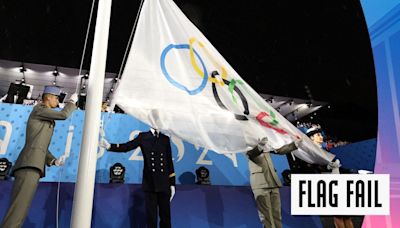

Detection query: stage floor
(0, 181), (364, 227)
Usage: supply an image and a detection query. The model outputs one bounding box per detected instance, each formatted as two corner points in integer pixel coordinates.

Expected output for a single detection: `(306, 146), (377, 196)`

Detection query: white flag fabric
(112, 0), (334, 164)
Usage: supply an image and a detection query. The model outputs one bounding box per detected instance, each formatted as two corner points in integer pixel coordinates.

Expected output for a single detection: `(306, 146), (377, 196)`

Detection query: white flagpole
(70, 0), (112, 227)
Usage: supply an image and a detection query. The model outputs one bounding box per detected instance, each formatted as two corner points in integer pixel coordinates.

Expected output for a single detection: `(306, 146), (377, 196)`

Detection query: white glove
(170, 186), (175, 202)
(54, 155), (67, 166)
(68, 93), (79, 104)
(257, 137), (268, 152)
(292, 135), (303, 148)
(99, 138), (111, 150)
(328, 159), (341, 169)
(327, 159), (341, 174)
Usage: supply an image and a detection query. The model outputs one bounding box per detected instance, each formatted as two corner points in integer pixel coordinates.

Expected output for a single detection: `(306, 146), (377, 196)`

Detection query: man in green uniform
(1, 86), (78, 228)
(247, 137), (301, 228)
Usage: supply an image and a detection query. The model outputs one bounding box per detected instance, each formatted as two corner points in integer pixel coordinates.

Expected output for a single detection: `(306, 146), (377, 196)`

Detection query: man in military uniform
(247, 137), (300, 228)
(100, 127), (176, 228)
(1, 86), (78, 228)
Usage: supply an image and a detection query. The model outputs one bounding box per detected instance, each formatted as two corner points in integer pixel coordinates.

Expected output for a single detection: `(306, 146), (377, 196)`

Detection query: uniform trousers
(1, 168), (41, 228)
(252, 188), (282, 228)
(144, 190), (171, 228)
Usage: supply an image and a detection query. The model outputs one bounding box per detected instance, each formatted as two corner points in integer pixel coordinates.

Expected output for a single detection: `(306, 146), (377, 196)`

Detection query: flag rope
(56, 0), (97, 227)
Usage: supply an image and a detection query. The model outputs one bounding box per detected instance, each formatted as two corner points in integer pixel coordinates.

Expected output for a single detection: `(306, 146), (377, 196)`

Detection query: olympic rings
(160, 44), (208, 95)
(256, 112), (288, 135)
(189, 38), (227, 86)
(211, 71), (249, 120)
(160, 39), (288, 135)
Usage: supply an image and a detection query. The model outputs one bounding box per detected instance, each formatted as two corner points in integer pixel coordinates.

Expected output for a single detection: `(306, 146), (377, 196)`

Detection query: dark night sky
(0, 0), (377, 142)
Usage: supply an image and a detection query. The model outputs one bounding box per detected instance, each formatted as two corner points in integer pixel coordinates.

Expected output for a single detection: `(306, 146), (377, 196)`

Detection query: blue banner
(0, 103), (376, 186)
(0, 103), (260, 185)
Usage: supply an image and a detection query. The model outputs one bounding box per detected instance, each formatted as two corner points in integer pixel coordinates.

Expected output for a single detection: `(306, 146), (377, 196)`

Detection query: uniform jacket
(109, 131), (176, 192)
(12, 102), (76, 177)
(247, 142), (297, 189)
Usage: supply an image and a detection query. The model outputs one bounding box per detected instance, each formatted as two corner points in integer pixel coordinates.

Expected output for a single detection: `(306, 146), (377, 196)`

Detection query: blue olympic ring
(160, 44), (208, 95)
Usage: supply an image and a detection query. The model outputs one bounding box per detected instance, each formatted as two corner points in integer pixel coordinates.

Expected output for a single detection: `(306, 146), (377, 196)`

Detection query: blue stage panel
(0, 181), (262, 228)
(0, 181), (329, 228)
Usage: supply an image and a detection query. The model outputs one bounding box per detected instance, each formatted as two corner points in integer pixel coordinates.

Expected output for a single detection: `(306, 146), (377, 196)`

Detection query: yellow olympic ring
(189, 37), (227, 86)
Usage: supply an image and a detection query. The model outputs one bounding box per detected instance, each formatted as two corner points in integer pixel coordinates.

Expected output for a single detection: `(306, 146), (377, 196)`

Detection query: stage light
(19, 64), (27, 83)
(19, 65), (26, 73)
(110, 162), (125, 183)
(53, 67), (59, 76)
(195, 166), (211, 185)
(0, 158), (12, 180)
(51, 67), (59, 86)
(84, 72), (89, 79)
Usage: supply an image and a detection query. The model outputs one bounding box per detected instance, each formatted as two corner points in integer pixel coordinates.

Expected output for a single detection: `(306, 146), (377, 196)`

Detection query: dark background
(0, 0), (377, 142)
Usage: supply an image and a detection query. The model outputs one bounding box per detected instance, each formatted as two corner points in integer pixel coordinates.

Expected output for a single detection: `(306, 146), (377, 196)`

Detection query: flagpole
(70, 0), (112, 227)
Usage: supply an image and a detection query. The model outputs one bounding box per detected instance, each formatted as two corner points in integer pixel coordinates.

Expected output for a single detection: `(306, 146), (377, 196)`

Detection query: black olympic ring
(210, 70), (250, 121)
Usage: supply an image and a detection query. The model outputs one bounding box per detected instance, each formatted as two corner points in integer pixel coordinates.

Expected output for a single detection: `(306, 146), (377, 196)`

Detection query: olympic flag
(112, 0), (334, 164)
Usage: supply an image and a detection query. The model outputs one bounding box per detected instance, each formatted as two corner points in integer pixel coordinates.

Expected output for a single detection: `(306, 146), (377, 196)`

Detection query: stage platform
(0, 181), (333, 228)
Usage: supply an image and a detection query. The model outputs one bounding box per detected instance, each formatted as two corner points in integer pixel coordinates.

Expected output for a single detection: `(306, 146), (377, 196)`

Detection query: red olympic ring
(256, 112), (288, 135)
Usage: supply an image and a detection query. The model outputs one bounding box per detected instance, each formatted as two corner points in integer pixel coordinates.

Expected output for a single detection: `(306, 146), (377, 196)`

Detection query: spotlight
(19, 65), (26, 73)
(110, 162), (125, 183)
(114, 77), (119, 82)
(84, 72), (89, 79)
(195, 166), (211, 185)
(0, 158), (12, 180)
(53, 67), (59, 76)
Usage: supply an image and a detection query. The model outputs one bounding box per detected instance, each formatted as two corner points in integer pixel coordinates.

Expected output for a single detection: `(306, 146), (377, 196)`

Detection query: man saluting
(1, 86), (78, 228)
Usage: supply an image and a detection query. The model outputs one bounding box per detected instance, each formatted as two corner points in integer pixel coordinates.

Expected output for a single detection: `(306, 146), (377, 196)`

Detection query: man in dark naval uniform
(100, 128), (176, 228)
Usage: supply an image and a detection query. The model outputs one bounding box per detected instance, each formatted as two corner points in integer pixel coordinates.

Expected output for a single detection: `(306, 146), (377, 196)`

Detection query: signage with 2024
(0, 103), (254, 185)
